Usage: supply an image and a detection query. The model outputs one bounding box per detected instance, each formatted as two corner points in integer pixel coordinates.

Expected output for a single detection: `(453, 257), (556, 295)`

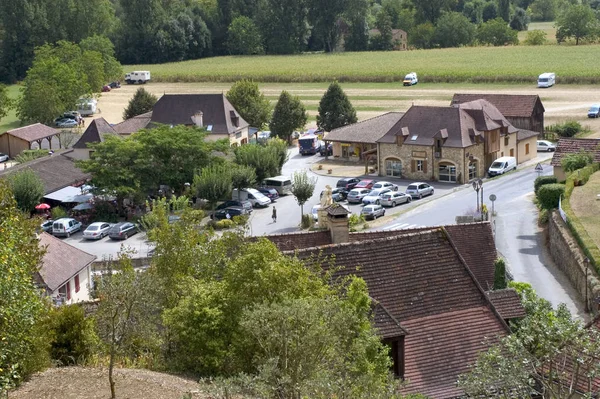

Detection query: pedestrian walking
(272, 206), (277, 223)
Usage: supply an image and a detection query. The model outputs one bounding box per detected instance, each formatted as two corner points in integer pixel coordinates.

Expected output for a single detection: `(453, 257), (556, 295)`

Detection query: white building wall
(51, 267), (92, 305)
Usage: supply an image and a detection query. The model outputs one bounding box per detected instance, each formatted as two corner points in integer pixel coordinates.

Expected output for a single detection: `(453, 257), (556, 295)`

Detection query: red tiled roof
(262, 230), (331, 252)
(486, 289), (526, 319)
(112, 111), (153, 135)
(551, 138), (600, 166)
(452, 94), (544, 118)
(400, 306), (506, 399)
(6, 123), (59, 142)
(372, 301), (408, 339)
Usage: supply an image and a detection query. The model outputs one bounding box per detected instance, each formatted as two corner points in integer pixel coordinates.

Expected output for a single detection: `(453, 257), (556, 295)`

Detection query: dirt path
(94, 83), (600, 137)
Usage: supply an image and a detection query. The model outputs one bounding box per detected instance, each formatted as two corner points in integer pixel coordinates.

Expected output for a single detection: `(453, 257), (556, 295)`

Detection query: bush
(51, 206), (68, 220)
(538, 208), (550, 225)
(215, 219), (235, 230)
(561, 151), (594, 173)
(348, 213), (366, 232)
(536, 183), (565, 209)
(301, 214), (314, 229)
(493, 258), (507, 289)
(14, 149), (49, 164)
(231, 214), (249, 226)
(534, 175), (557, 193)
(48, 305), (99, 366)
(548, 120), (582, 137)
(524, 30), (547, 45)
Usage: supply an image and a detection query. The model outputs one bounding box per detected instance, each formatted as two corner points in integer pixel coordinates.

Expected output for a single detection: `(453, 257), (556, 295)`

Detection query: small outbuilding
(0, 123), (61, 158)
(551, 138), (600, 181)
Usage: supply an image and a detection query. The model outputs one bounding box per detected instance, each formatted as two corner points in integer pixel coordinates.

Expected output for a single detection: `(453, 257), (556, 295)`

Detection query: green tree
(561, 151), (594, 173)
(260, 0), (310, 54)
(79, 35), (123, 83)
(477, 17), (519, 45)
(344, 17), (370, 51)
(498, 0), (510, 21)
(524, 29), (548, 44)
(226, 80), (271, 131)
(509, 7), (530, 31)
(529, 0), (558, 21)
(410, 22), (436, 48)
(226, 16), (265, 55)
(370, 10), (395, 50)
(411, 0), (457, 23)
(0, 84), (14, 122)
(7, 169), (45, 213)
(234, 144), (280, 182)
(48, 305), (99, 366)
(0, 180), (50, 393)
(266, 138), (290, 175)
(434, 12), (476, 47)
(291, 169), (317, 221)
(308, 0), (349, 52)
(556, 4), (599, 45)
(482, 1), (498, 21)
(463, 0), (485, 24)
(269, 91), (308, 144)
(231, 165), (257, 199)
(317, 82), (357, 132)
(123, 87), (158, 120)
(493, 258), (507, 289)
(193, 164), (232, 210)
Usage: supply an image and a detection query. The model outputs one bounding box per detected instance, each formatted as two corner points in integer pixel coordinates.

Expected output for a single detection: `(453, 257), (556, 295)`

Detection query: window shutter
(423, 161), (428, 174)
(411, 160), (415, 172)
(75, 275), (80, 293)
(66, 282), (71, 300)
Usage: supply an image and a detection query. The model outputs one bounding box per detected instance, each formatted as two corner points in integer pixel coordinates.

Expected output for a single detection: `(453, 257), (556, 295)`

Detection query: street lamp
(472, 178), (483, 213)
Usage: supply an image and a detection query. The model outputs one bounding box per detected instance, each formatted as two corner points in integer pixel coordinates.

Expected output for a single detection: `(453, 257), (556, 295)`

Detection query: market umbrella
(35, 203), (51, 210)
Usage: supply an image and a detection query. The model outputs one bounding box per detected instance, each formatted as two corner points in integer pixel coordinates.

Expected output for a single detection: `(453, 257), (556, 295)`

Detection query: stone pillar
(329, 216), (349, 244)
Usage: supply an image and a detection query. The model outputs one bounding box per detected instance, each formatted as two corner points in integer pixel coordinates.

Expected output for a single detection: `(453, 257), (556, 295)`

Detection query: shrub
(14, 149), (49, 164)
(215, 219), (235, 229)
(549, 120), (582, 137)
(524, 30), (547, 45)
(51, 206), (68, 220)
(561, 151), (594, 173)
(493, 258), (507, 289)
(538, 208), (549, 225)
(301, 214), (314, 229)
(48, 305), (99, 366)
(232, 214), (249, 226)
(537, 183), (565, 209)
(348, 213), (366, 232)
(534, 175), (557, 193)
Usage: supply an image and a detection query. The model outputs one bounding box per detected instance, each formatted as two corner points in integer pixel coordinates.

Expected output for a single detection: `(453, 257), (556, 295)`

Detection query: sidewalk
(310, 159), (375, 178)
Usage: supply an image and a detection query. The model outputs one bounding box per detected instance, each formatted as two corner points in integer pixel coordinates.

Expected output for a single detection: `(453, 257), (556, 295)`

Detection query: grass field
(570, 171), (600, 255)
(129, 43), (600, 84)
(0, 84), (21, 134)
(518, 21), (558, 44)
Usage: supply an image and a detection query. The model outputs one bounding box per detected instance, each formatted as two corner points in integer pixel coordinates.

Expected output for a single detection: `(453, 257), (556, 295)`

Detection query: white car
(372, 181), (398, 191)
(83, 222), (111, 240)
(537, 140), (556, 152)
(0, 152), (8, 163)
(362, 188), (392, 205)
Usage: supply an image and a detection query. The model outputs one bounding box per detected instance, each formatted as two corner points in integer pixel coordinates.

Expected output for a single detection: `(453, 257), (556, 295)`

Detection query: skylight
(410, 135), (418, 141)
(207, 125), (213, 131)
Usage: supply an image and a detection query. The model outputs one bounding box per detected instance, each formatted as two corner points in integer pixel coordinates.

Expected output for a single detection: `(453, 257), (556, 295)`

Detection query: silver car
(406, 182), (434, 199)
(536, 140), (556, 152)
(380, 191), (412, 207)
(362, 188), (392, 205)
(361, 204), (385, 220)
(83, 222), (111, 240)
(347, 188), (371, 204)
(372, 181), (398, 191)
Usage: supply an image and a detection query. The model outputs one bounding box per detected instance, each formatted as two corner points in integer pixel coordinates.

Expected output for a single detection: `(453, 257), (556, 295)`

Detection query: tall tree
(79, 35), (123, 83)
(498, 0), (510, 21)
(0, 180), (49, 393)
(231, 165), (257, 200)
(434, 12), (476, 47)
(234, 144), (280, 182)
(115, 0), (166, 64)
(291, 169), (317, 221)
(260, 0), (310, 54)
(7, 169), (45, 213)
(226, 80), (271, 130)
(226, 16), (265, 55)
(370, 10), (395, 50)
(0, 84), (15, 122)
(477, 17), (519, 45)
(411, 0), (457, 23)
(509, 7), (530, 31)
(266, 138), (290, 174)
(308, 0), (348, 52)
(269, 91), (308, 144)
(123, 87), (158, 120)
(556, 4), (599, 45)
(192, 164), (232, 210)
(317, 82), (357, 132)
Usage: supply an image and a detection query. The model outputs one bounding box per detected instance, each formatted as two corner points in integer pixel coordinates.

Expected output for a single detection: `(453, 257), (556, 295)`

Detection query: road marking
(383, 223), (424, 231)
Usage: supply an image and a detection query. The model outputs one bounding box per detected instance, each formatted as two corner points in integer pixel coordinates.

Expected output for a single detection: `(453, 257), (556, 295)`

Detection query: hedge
(537, 184), (565, 210)
(534, 175), (557, 194)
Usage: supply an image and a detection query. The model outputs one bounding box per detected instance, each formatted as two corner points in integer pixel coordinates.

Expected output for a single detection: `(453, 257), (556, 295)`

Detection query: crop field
(129, 44), (600, 84)
(0, 84), (21, 134)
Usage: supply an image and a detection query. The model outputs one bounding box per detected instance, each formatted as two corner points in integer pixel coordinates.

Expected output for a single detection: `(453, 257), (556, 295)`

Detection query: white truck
(125, 71), (151, 84)
(232, 188), (271, 208)
(77, 97), (98, 116)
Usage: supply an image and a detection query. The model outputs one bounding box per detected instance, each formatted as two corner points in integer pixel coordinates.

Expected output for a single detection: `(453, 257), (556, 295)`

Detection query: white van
(403, 72), (418, 86)
(232, 188), (271, 208)
(52, 218), (82, 237)
(262, 176), (293, 195)
(487, 156), (517, 177)
(125, 71), (151, 84)
(77, 98), (97, 116)
(537, 72), (555, 88)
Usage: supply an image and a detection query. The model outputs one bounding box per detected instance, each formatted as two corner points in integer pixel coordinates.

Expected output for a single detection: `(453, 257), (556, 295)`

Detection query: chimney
(325, 204), (351, 244)
(192, 111), (203, 127)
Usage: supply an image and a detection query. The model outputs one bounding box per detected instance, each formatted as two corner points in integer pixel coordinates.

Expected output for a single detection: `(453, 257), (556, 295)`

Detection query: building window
(468, 160), (478, 180)
(75, 274), (80, 293)
(385, 159), (402, 177)
(504, 137), (509, 146)
(526, 143), (530, 155)
(501, 152), (504, 157)
(66, 281), (71, 300)
(439, 163), (457, 182)
(416, 160), (424, 171)
(510, 148), (514, 157)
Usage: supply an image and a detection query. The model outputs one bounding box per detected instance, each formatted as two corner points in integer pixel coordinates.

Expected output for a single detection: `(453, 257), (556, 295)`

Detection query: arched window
(438, 162), (457, 182)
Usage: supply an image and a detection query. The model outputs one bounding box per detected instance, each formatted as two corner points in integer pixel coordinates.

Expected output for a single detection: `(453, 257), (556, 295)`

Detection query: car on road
(321, 187), (347, 202)
(319, 142), (333, 156)
(537, 140), (556, 152)
(361, 204), (385, 220)
(0, 152), (8, 163)
(354, 179), (375, 190)
(213, 206), (248, 220)
(406, 182), (434, 199)
(588, 104), (600, 118)
(40, 219), (54, 233)
(347, 188), (371, 204)
(83, 222), (111, 240)
(216, 199), (253, 213)
(257, 187), (279, 202)
(52, 218), (82, 237)
(55, 117), (78, 128)
(336, 178), (360, 192)
(362, 188), (392, 205)
(311, 204), (322, 221)
(380, 191), (412, 207)
(108, 222), (138, 240)
(372, 181), (398, 191)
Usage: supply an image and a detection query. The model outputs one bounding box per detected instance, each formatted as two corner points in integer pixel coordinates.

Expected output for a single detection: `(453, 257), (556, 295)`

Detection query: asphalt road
(373, 156), (586, 319)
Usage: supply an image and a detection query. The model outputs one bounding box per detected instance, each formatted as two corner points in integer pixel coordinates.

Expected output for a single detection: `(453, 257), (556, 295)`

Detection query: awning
(44, 186), (91, 203)
(73, 202), (93, 211)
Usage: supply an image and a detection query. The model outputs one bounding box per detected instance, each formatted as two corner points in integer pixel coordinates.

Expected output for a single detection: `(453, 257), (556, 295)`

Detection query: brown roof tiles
(112, 112), (153, 135)
(73, 117), (117, 148)
(486, 288), (527, 319)
(551, 138), (600, 166)
(324, 112), (404, 144)
(452, 94), (544, 118)
(6, 123), (59, 142)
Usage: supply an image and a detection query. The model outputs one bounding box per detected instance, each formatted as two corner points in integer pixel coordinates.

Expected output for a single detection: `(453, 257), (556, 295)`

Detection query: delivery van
(403, 72), (418, 86)
(262, 176), (293, 195)
(537, 72), (555, 88)
(487, 156), (517, 177)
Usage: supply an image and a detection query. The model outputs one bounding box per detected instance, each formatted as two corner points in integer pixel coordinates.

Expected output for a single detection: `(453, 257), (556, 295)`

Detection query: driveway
(61, 230), (154, 260)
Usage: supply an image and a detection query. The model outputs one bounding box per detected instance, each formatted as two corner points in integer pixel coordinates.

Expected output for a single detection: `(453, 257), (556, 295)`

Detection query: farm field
(92, 82), (600, 136)
(128, 44), (600, 84)
(518, 21), (558, 44)
(570, 171), (600, 254)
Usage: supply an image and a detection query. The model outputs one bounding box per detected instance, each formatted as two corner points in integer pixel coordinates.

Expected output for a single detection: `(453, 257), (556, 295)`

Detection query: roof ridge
(328, 111), (403, 132)
(7, 122), (45, 133)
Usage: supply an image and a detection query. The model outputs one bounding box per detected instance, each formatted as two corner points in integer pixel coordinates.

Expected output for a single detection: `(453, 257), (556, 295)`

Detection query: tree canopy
(7, 169), (45, 213)
(556, 4), (599, 45)
(317, 82), (357, 132)
(123, 87), (158, 120)
(269, 91), (308, 144)
(226, 80), (271, 130)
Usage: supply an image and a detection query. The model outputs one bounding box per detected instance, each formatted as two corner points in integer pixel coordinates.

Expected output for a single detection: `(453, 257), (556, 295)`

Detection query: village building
(551, 137), (600, 181)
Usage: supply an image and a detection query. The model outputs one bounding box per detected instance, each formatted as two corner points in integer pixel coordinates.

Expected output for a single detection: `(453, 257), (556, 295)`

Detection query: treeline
(1, 0), (599, 84)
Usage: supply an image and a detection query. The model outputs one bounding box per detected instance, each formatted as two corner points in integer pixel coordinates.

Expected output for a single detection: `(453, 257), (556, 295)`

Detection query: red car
(102, 85), (111, 92)
(354, 179), (375, 190)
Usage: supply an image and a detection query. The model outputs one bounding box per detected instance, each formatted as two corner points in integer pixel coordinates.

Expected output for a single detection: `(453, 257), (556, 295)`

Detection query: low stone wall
(92, 256), (152, 272)
(548, 211), (600, 315)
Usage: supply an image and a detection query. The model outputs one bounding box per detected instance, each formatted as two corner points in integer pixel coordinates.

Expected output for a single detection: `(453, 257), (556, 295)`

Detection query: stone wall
(92, 256), (152, 272)
(548, 211), (600, 315)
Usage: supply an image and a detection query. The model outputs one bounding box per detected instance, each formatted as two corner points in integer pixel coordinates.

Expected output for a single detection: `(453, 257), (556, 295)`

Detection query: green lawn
(518, 21), (557, 44)
(570, 171), (600, 257)
(0, 84), (21, 134)
(128, 44), (600, 84)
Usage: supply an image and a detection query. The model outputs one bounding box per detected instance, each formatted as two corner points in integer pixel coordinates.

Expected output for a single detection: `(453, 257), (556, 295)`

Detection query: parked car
(347, 188), (371, 204)
(362, 188), (392, 205)
(257, 187), (279, 202)
(588, 104), (600, 118)
(311, 204), (322, 221)
(52, 218), (82, 237)
(361, 204), (385, 220)
(55, 117), (78, 128)
(406, 182), (434, 199)
(354, 179), (375, 190)
(537, 140), (556, 152)
(63, 111), (80, 119)
(213, 206), (247, 220)
(108, 222), (138, 240)
(321, 187), (347, 202)
(380, 191), (412, 207)
(216, 199), (253, 213)
(40, 219), (54, 233)
(372, 181), (398, 191)
(487, 156), (517, 177)
(108, 81), (121, 89)
(83, 222), (111, 240)
(0, 152), (8, 163)
(336, 177), (360, 192)
(319, 143), (333, 156)
(102, 85), (111, 92)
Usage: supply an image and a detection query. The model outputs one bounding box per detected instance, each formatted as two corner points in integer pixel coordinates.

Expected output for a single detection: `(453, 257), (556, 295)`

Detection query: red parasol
(35, 203), (51, 210)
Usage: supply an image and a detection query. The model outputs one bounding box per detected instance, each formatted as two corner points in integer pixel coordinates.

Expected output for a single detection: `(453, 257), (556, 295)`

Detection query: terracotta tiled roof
(517, 129), (539, 141)
(372, 300), (408, 339)
(6, 123), (59, 142)
(486, 289), (526, 319)
(456, 99), (517, 134)
(261, 230), (331, 252)
(37, 232), (96, 292)
(151, 94), (248, 135)
(400, 306), (506, 398)
(0, 151), (90, 194)
(73, 117), (117, 148)
(112, 112), (153, 135)
(452, 94), (544, 118)
(551, 138), (600, 166)
(323, 112), (404, 143)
